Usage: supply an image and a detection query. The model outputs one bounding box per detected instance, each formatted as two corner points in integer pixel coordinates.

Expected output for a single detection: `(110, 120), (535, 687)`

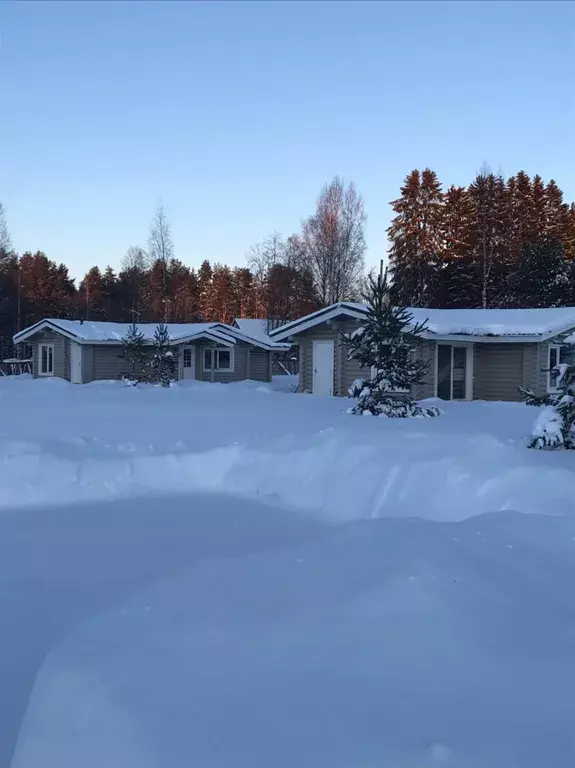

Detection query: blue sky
(1, 0), (574, 279)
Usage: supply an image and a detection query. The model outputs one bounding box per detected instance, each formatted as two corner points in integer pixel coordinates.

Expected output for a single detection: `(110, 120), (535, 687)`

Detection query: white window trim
(182, 347), (194, 368)
(38, 343), (55, 376)
(203, 347), (235, 373)
(547, 344), (562, 393)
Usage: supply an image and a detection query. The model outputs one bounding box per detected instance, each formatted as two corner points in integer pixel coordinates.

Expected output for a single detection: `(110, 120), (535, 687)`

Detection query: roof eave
(423, 332), (545, 343)
(13, 320), (81, 345)
(270, 304), (367, 341)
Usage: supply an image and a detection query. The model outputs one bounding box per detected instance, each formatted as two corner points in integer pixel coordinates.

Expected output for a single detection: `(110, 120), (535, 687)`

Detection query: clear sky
(1, 0), (574, 280)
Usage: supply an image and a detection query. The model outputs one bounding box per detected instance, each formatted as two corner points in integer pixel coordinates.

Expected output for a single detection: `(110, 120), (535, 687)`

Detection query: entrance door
(437, 344), (471, 400)
(70, 342), (83, 384)
(312, 340), (334, 396)
(181, 346), (195, 380)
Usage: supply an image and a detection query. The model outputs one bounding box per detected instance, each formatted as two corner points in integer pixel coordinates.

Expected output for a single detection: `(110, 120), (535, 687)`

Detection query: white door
(312, 340), (334, 396)
(70, 342), (83, 384)
(181, 346), (195, 379)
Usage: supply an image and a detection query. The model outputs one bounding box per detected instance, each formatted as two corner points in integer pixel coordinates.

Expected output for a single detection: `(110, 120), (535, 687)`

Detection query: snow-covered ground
(1, 375), (575, 767)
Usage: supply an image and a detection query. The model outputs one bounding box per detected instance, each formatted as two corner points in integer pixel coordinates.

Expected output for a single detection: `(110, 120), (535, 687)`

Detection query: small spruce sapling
(120, 321), (147, 382)
(150, 323), (175, 386)
(519, 358), (575, 449)
(342, 268), (440, 418)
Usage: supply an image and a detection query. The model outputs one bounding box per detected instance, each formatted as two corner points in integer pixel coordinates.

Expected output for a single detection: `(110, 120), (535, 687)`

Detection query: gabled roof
(13, 319), (290, 351)
(270, 303), (575, 343)
(233, 318), (271, 343)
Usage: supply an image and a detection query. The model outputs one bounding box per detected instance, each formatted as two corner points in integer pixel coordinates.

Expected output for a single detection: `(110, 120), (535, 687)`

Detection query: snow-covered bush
(342, 269), (440, 418)
(520, 362), (575, 449)
(149, 323), (176, 387)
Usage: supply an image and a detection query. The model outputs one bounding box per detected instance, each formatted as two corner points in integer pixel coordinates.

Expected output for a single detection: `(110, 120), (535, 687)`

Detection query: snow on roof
(407, 307), (575, 337)
(233, 318), (271, 342)
(14, 319), (290, 350)
(271, 302), (575, 340)
(40, 319), (234, 344)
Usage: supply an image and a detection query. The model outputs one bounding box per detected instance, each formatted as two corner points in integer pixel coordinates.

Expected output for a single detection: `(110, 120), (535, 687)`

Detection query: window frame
(182, 347), (194, 369)
(203, 347), (234, 373)
(38, 343), (55, 377)
(547, 344), (563, 393)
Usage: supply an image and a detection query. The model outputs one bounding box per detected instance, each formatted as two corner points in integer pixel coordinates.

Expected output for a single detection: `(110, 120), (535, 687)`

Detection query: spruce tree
(120, 321), (147, 381)
(520, 361), (575, 449)
(441, 185), (476, 308)
(388, 168), (444, 308)
(508, 237), (568, 308)
(343, 269), (441, 418)
(150, 323), (175, 386)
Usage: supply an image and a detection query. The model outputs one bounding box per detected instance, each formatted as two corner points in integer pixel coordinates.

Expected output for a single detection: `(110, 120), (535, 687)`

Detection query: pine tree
(78, 266), (103, 320)
(513, 170), (534, 260)
(211, 264), (235, 324)
(566, 204), (575, 261)
(120, 321), (147, 381)
(232, 267), (256, 318)
(531, 174), (547, 237)
(342, 269), (441, 418)
(101, 266), (120, 321)
(170, 261), (200, 322)
(388, 169), (444, 308)
(520, 362), (575, 449)
(198, 259), (213, 320)
(468, 172), (508, 308)
(543, 179), (575, 261)
(508, 237), (569, 308)
(440, 185), (476, 307)
(150, 323), (174, 386)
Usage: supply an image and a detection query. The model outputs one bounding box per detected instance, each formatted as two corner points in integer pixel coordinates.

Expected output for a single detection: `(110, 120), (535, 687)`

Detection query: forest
(1, 168), (574, 355)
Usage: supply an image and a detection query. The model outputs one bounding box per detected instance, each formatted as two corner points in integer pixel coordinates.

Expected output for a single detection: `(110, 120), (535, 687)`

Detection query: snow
(233, 317), (273, 343)
(14, 319), (289, 349)
(2, 375), (575, 766)
(406, 306), (575, 338)
(273, 302), (575, 339)
(532, 404), (564, 447)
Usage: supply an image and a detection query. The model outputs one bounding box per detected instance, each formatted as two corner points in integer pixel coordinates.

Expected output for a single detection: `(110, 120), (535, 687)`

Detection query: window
(548, 344), (568, 392)
(183, 348), (193, 368)
(203, 348), (212, 371)
(38, 343), (54, 376)
(203, 347), (234, 373)
(217, 349), (231, 370)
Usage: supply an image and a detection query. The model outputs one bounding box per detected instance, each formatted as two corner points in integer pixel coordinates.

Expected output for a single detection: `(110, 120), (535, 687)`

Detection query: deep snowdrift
(2, 376), (575, 767)
(0, 375), (573, 522)
(10, 506), (575, 768)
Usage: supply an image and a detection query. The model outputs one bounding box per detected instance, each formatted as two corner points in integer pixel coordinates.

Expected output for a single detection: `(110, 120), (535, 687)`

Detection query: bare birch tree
(120, 245), (147, 316)
(246, 232), (285, 279)
(148, 204), (174, 292)
(0, 203), (13, 257)
(302, 177), (366, 305)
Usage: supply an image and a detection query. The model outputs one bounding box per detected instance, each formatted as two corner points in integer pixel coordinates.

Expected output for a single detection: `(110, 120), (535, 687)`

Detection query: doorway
(70, 342), (83, 384)
(312, 340), (334, 396)
(436, 344), (473, 400)
(181, 346), (195, 380)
